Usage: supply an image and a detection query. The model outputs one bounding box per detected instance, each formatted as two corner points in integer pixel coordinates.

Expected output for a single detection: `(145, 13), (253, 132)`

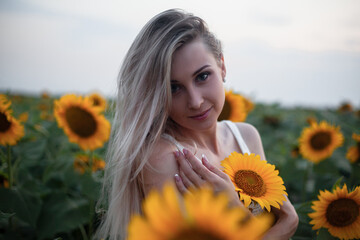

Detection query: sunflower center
(310, 131), (331, 150)
(218, 99), (231, 121)
(172, 228), (222, 240)
(326, 198), (359, 227)
(92, 98), (100, 106)
(0, 112), (11, 132)
(234, 170), (266, 197)
(65, 107), (97, 138)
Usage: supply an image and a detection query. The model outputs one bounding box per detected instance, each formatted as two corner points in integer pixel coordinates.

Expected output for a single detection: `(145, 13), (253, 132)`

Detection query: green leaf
(0, 210), (16, 226)
(316, 228), (338, 240)
(13, 138), (47, 162)
(312, 159), (338, 175)
(36, 192), (89, 239)
(0, 188), (42, 228)
(0, 211), (16, 219)
(294, 201), (313, 226)
(331, 176), (344, 191)
(74, 172), (101, 201)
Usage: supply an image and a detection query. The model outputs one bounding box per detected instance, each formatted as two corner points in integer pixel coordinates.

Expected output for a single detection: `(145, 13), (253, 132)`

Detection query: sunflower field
(0, 91), (359, 240)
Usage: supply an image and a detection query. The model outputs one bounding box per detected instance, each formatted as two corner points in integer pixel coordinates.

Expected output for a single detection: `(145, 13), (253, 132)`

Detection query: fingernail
(173, 151), (180, 158)
(174, 173), (181, 182)
(183, 148), (188, 156)
(202, 154), (209, 164)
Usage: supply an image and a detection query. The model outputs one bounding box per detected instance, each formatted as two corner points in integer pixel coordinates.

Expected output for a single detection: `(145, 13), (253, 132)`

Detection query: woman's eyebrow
(192, 65), (210, 77)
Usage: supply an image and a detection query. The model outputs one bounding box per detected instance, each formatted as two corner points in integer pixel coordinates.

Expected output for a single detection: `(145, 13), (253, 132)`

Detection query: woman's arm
(238, 123), (299, 239)
(143, 139), (179, 196)
(262, 196), (299, 240)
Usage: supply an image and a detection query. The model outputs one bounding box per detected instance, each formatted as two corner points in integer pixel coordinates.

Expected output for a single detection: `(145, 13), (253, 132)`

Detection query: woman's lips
(189, 107), (212, 120)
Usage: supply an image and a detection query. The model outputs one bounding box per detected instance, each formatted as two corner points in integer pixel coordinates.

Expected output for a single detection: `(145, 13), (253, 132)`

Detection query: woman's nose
(187, 88), (203, 109)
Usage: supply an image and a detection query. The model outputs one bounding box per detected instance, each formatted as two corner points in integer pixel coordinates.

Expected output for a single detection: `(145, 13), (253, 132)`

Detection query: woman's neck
(178, 122), (221, 155)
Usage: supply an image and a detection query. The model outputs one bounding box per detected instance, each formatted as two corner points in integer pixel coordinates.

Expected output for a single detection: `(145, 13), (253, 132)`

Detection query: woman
(97, 8), (298, 240)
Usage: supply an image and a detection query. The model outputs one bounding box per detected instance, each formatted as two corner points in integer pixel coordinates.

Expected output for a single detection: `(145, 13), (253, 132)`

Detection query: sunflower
(88, 92), (107, 112)
(0, 97), (25, 146)
(0, 175), (9, 188)
(337, 102), (353, 113)
(308, 184), (360, 240)
(346, 133), (360, 163)
(291, 145), (300, 158)
(73, 153), (106, 174)
(263, 115), (280, 127)
(54, 94), (111, 150)
(242, 95), (254, 113)
(18, 112), (28, 123)
(218, 91), (248, 122)
(0, 94), (12, 112)
(306, 116), (317, 125)
(128, 183), (272, 240)
(298, 121), (344, 163)
(41, 91), (51, 99)
(221, 152), (287, 212)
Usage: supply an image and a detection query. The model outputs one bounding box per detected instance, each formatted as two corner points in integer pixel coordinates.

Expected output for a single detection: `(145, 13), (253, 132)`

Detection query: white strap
(223, 121), (251, 154)
(162, 134), (184, 152)
(161, 134), (202, 162)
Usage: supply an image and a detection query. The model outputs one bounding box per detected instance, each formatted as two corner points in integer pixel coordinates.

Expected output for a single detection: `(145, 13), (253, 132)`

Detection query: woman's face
(169, 38), (226, 131)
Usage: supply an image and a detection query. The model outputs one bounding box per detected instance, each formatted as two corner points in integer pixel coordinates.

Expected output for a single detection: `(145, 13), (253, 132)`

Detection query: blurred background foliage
(0, 92), (359, 240)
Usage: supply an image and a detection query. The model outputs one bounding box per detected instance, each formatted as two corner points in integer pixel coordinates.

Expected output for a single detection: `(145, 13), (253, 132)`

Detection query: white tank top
(162, 120), (250, 155)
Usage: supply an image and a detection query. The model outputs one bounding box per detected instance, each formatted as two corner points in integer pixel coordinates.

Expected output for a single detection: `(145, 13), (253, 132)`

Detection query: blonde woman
(97, 9), (298, 240)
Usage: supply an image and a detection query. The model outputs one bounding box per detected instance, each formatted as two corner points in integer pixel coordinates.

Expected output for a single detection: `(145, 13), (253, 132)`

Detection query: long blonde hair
(96, 9), (223, 240)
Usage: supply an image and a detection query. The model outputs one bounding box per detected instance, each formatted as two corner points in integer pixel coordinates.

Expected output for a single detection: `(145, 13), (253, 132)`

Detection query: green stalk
(88, 150), (94, 239)
(302, 161), (312, 202)
(79, 224), (89, 240)
(88, 150), (94, 174)
(7, 145), (12, 188)
(88, 199), (94, 239)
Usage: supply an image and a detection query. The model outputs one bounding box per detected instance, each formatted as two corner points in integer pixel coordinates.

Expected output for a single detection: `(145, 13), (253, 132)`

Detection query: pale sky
(1, 0), (359, 107)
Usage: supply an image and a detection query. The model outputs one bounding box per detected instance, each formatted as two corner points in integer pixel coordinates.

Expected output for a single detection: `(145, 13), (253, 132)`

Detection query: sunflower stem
(88, 151), (94, 174)
(6, 145), (13, 189)
(88, 199), (95, 239)
(79, 224), (88, 240)
(0, 148), (6, 162)
(87, 150), (94, 239)
(302, 161), (312, 202)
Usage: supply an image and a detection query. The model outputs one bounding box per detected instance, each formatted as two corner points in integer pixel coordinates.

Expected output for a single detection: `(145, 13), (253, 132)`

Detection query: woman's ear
(220, 55), (226, 80)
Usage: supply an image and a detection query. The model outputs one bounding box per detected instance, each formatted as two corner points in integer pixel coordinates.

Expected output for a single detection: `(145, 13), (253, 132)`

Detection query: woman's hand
(173, 148), (242, 208)
(262, 196), (299, 240)
(174, 148), (299, 239)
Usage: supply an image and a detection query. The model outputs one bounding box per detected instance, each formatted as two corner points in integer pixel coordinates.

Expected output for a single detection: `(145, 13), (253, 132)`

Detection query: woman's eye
(171, 83), (181, 94)
(196, 72), (209, 82)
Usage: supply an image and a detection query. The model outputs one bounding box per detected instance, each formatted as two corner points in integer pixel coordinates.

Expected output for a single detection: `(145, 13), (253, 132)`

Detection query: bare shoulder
(234, 122), (266, 160)
(143, 137), (178, 195)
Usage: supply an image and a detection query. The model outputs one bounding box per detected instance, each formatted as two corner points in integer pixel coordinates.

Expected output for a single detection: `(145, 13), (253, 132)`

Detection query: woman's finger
(174, 173), (188, 195)
(174, 150), (204, 187)
(201, 154), (228, 179)
(182, 149), (216, 182)
(179, 169), (195, 189)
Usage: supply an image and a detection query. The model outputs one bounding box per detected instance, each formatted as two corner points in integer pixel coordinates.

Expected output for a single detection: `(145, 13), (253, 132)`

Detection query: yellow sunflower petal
(87, 92), (107, 112)
(127, 215), (163, 240)
(0, 111), (25, 146)
(128, 183), (271, 240)
(218, 90), (250, 122)
(352, 133), (360, 142)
